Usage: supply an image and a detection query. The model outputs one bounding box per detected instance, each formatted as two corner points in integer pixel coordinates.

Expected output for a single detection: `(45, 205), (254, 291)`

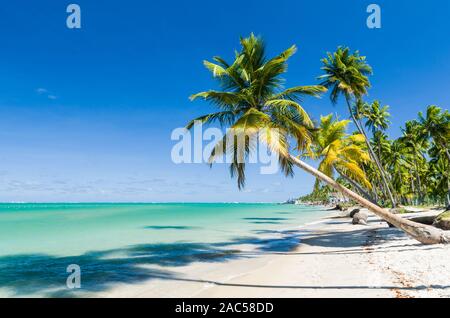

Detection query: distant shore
(95, 207), (450, 298)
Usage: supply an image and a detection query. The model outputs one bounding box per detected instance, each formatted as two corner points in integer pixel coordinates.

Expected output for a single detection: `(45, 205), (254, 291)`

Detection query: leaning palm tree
(187, 34), (326, 189)
(187, 34), (450, 244)
(319, 47), (397, 207)
(307, 114), (374, 201)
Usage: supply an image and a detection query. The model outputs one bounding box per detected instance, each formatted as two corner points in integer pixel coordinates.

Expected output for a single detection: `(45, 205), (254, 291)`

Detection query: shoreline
(93, 208), (450, 298)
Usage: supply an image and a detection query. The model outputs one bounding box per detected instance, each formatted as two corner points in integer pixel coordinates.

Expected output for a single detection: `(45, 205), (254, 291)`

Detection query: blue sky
(0, 0), (449, 202)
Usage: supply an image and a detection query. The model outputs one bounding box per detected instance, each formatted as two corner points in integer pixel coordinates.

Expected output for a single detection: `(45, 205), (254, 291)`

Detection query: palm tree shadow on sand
(0, 226), (310, 297)
(1, 226), (446, 297)
(163, 226), (449, 292)
(0, 242), (242, 298)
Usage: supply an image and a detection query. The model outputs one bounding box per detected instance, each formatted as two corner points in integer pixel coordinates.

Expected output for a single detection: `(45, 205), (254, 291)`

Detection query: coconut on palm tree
(187, 34), (450, 244)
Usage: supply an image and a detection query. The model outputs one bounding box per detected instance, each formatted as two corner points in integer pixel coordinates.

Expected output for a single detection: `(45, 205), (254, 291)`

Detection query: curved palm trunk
(347, 99), (397, 207)
(289, 154), (450, 245)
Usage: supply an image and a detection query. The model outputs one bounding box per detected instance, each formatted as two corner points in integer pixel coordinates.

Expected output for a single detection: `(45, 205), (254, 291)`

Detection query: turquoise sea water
(0, 203), (327, 297)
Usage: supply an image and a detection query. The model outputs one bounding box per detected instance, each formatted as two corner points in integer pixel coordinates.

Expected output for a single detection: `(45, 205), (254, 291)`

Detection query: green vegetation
(187, 34), (450, 244)
(303, 104), (450, 209)
(305, 114), (373, 202)
(436, 211), (450, 220)
(363, 104), (449, 207)
(319, 48), (397, 207)
(434, 211), (450, 230)
(297, 186), (331, 204)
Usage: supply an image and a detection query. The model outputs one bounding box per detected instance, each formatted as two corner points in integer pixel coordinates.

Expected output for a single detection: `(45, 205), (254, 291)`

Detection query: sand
(96, 209), (450, 298)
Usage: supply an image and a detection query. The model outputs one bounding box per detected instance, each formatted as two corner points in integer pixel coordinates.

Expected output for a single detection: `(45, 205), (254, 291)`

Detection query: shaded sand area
(97, 210), (450, 298)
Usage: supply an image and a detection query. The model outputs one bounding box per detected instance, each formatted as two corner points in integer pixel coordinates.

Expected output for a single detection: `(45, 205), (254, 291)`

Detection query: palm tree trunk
(411, 176), (417, 205)
(377, 138), (382, 163)
(413, 157), (424, 204)
(361, 165), (379, 202)
(289, 154), (450, 244)
(353, 111), (394, 205)
(372, 186), (379, 203)
(335, 168), (376, 203)
(444, 148), (450, 209)
(392, 174), (401, 206)
(346, 98), (397, 207)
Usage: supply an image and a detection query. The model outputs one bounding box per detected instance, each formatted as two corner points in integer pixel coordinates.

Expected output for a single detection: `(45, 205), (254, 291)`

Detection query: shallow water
(0, 203), (327, 297)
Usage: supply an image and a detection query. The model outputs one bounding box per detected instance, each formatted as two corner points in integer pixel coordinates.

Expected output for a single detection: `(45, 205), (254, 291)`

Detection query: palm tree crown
(188, 34), (326, 188)
(309, 114), (371, 190)
(365, 101), (391, 133)
(417, 105), (450, 150)
(318, 46), (372, 103)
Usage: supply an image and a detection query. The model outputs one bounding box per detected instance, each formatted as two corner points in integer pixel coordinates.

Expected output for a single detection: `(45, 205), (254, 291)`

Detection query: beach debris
(349, 208), (361, 218)
(387, 211), (443, 228)
(433, 211), (450, 230)
(409, 215), (437, 226)
(352, 211), (368, 225)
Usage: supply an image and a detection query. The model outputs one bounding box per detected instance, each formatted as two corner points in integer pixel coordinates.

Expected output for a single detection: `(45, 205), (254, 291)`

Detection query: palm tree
(319, 47), (397, 207)
(370, 131), (398, 202)
(366, 101), (392, 184)
(427, 145), (450, 205)
(307, 114), (374, 201)
(365, 101), (391, 134)
(188, 34), (326, 189)
(399, 121), (429, 204)
(417, 106), (450, 206)
(371, 131), (391, 167)
(384, 139), (412, 204)
(188, 34), (450, 244)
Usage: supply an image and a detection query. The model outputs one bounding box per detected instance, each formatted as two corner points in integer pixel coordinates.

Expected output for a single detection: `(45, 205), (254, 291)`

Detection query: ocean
(0, 203), (328, 297)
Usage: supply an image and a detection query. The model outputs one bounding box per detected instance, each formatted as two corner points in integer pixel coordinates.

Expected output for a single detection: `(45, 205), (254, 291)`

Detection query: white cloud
(36, 88), (58, 100)
(36, 88), (48, 94)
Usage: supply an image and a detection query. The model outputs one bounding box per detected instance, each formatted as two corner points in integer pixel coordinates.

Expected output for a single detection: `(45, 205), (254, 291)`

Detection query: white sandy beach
(95, 209), (450, 298)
